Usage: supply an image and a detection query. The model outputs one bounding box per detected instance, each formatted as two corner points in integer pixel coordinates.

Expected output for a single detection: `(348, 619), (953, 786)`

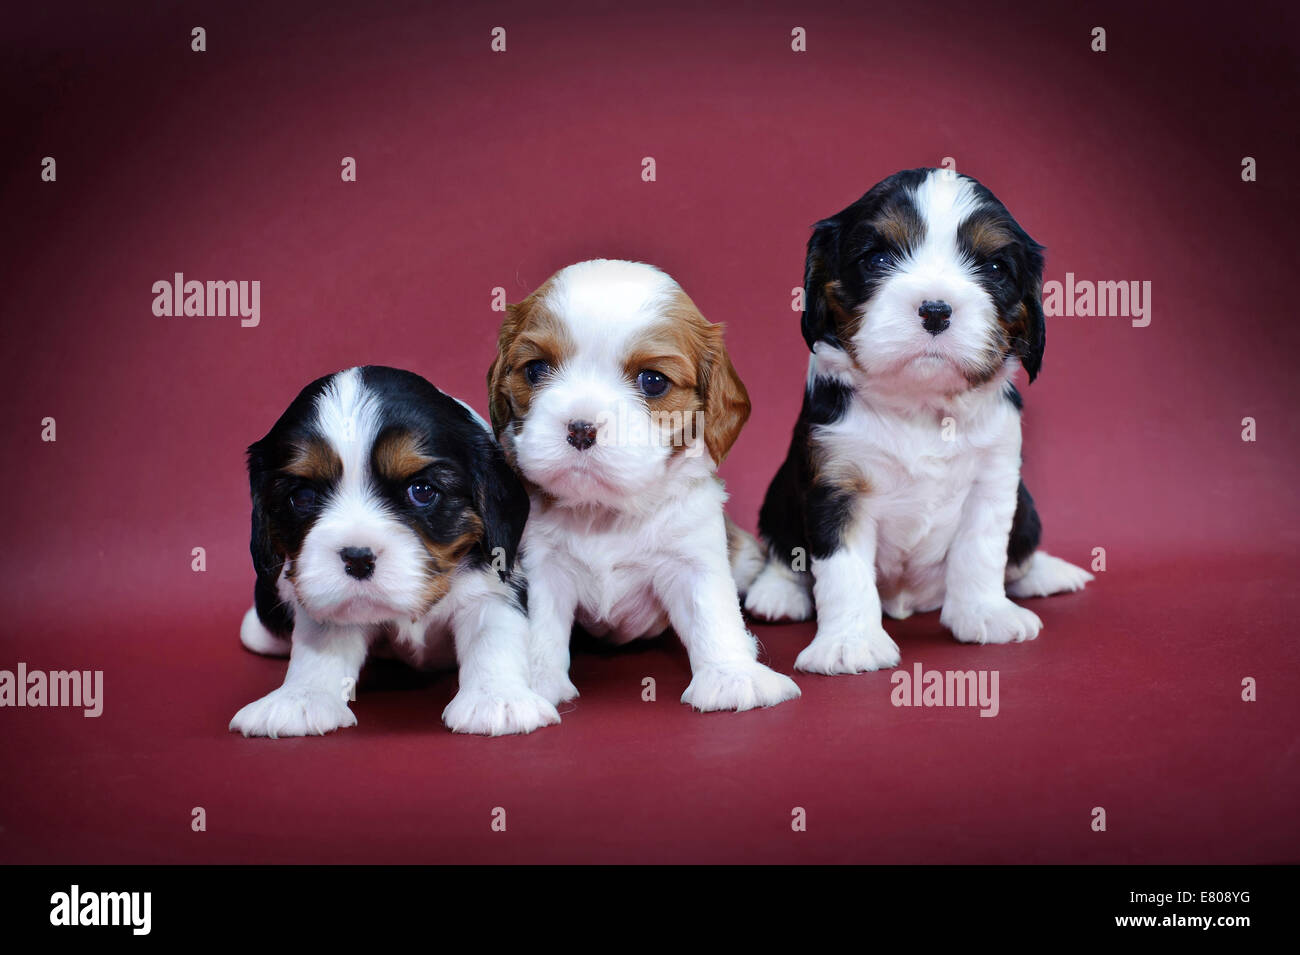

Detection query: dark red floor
(3, 545), (1297, 864)
(1, 0), (1297, 863)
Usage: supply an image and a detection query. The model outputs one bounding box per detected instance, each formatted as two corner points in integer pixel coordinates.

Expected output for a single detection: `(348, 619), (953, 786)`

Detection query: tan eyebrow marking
(961, 216), (1015, 257)
(869, 200), (925, 251)
(283, 437), (343, 483)
(372, 429), (435, 482)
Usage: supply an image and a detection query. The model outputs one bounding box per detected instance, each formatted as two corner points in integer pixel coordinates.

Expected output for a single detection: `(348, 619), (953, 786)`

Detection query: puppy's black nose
(919, 300), (952, 335)
(567, 420), (598, 451)
(340, 547), (376, 580)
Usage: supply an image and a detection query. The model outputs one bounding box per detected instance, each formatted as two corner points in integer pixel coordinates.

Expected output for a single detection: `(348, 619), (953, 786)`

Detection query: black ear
(247, 441), (293, 636)
(1017, 239), (1047, 383)
(471, 435), (530, 580)
(800, 217), (845, 350)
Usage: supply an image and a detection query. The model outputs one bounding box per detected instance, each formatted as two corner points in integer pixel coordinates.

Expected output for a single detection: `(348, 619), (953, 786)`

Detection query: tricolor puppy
(229, 366), (558, 737)
(745, 169), (1092, 672)
(489, 260), (800, 712)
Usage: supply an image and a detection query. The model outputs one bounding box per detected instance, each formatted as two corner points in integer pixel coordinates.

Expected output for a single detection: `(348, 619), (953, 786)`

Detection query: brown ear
(699, 322), (751, 465)
(486, 304), (522, 436)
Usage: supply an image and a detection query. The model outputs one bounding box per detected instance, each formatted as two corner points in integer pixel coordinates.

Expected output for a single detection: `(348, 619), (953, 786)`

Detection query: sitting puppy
(488, 259), (800, 711)
(229, 365), (558, 737)
(745, 169), (1092, 673)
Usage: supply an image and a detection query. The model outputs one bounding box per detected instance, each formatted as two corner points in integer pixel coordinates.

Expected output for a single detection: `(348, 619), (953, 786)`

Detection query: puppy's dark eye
(867, 251), (894, 270)
(407, 482), (439, 507)
(636, 370), (670, 398)
(524, 360), (550, 386)
(288, 486), (318, 515)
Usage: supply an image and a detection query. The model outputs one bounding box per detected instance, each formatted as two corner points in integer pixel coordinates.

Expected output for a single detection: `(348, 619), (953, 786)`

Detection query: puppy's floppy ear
(1015, 237), (1047, 383)
(699, 322), (752, 465)
(247, 441), (280, 579)
(469, 432), (530, 579)
(486, 303), (524, 436)
(801, 216), (848, 350)
(247, 440), (293, 635)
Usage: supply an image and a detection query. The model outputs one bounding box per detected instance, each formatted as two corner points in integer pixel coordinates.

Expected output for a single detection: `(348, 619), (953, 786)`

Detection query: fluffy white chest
(815, 396), (1017, 616)
(362, 591), (462, 670)
(372, 614), (459, 669)
(524, 475), (728, 643)
(556, 526), (671, 642)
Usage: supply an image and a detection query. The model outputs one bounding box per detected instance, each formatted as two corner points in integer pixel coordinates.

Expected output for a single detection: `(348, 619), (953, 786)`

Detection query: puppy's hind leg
(239, 605), (291, 658)
(749, 431), (817, 622)
(1006, 551), (1094, 598)
(743, 552), (814, 623)
(725, 517), (766, 597)
(1003, 482), (1092, 599)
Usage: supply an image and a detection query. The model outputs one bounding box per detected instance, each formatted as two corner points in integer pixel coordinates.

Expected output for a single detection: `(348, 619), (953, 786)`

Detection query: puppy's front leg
(796, 512), (901, 674)
(658, 549), (801, 712)
(940, 458), (1043, 644)
(521, 545), (580, 706)
(443, 586), (560, 736)
(229, 615), (367, 738)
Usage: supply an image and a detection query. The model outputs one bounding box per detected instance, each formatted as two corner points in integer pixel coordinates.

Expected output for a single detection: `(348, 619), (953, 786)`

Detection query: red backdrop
(1, 0), (1296, 863)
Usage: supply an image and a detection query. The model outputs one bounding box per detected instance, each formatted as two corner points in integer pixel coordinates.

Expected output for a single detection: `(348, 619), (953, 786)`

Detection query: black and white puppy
(229, 365), (558, 736)
(744, 168), (1092, 673)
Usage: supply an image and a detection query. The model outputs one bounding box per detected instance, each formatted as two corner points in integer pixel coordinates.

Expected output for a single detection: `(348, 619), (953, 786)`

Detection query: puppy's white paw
(1006, 552), (1094, 598)
(744, 563), (813, 622)
(943, 597), (1043, 644)
(530, 666), (579, 706)
(229, 686), (357, 738)
(680, 660), (801, 712)
(443, 684), (560, 736)
(794, 623), (901, 674)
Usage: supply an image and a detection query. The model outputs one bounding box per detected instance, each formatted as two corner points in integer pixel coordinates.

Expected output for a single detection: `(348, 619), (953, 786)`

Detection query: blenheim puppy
(745, 169), (1092, 673)
(230, 366), (559, 737)
(489, 259), (800, 711)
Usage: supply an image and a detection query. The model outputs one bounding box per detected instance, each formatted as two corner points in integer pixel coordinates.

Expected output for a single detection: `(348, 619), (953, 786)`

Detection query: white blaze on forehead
(910, 170), (986, 264)
(314, 367), (383, 493)
(544, 259), (680, 365)
(293, 366), (432, 620)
